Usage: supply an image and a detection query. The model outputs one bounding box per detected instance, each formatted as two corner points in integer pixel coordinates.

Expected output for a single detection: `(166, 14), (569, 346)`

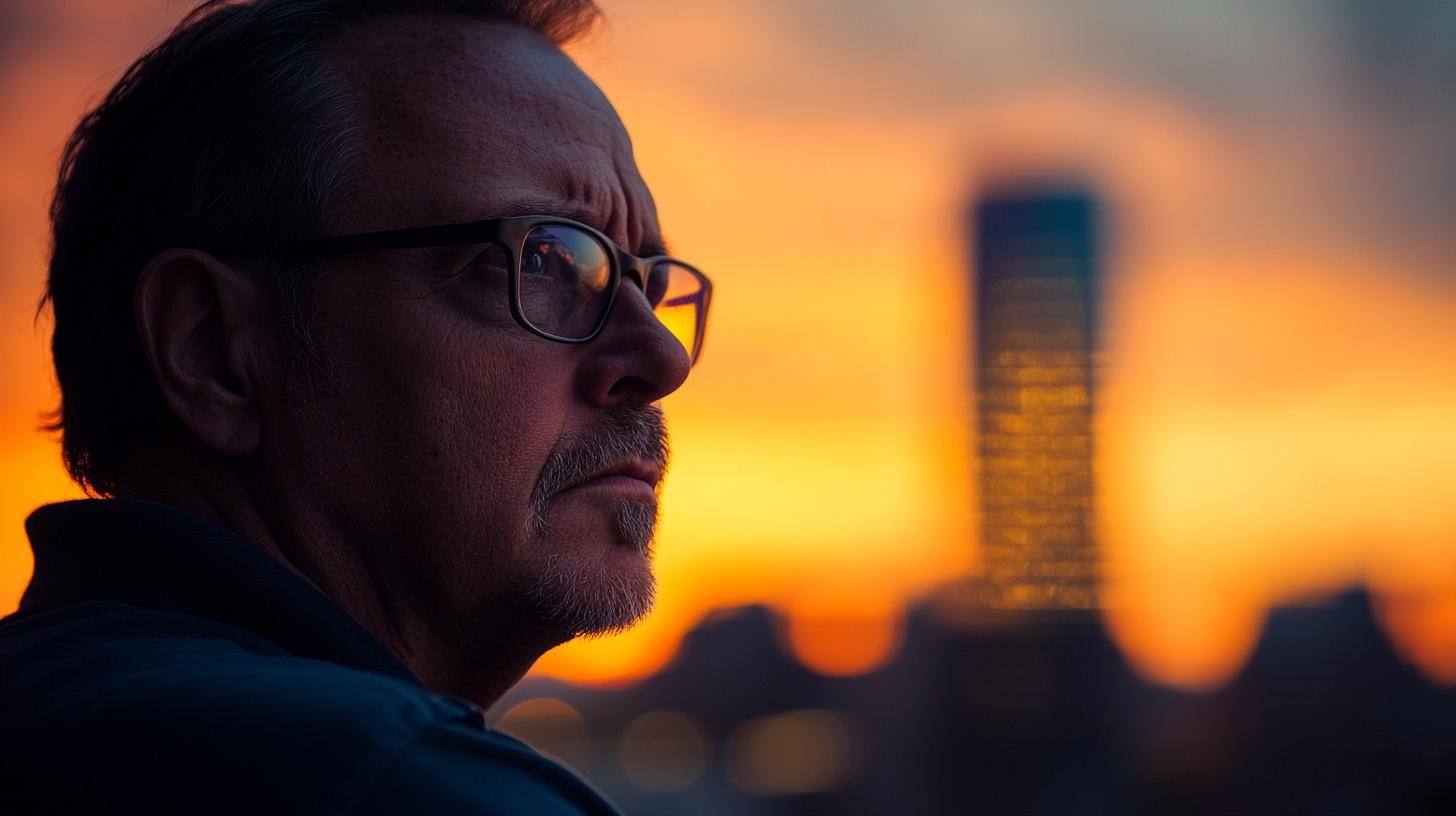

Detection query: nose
(575, 280), (692, 408)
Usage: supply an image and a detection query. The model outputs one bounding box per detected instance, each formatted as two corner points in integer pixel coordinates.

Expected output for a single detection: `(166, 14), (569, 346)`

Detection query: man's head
(44, 0), (705, 685)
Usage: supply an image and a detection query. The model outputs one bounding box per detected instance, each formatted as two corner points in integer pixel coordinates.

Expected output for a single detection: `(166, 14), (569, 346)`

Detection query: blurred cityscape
(489, 182), (1456, 814)
(496, 593), (1456, 814)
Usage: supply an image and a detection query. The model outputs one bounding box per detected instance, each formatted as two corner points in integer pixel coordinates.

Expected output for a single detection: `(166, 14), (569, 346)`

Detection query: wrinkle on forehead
(322, 13), (656, 248)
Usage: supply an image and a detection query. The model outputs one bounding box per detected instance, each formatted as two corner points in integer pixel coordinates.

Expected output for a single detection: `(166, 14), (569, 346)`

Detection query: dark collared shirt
(0, 498), (621, 815)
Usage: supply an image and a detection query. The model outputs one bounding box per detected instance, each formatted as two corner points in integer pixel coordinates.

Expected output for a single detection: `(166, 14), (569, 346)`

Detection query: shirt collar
(21, 497), (421, 686)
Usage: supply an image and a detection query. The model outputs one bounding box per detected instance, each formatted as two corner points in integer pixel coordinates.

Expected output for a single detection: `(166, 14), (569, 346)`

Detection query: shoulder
(349, 716), (622, 816)
(1, 600), (442, 731)
(0, 603), (615, 815)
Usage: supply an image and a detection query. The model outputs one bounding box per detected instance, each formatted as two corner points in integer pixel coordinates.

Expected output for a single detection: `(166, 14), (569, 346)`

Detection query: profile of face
(253, 16), (692, 653)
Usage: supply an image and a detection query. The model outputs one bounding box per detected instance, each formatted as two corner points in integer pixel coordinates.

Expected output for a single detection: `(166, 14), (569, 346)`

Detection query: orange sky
(2, 0), (1453, 690)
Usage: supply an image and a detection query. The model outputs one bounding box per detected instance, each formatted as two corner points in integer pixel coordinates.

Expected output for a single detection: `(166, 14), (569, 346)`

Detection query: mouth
(560, 459), (662, 498)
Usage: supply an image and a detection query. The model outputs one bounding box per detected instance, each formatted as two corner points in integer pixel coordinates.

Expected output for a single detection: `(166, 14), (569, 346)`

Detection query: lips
(563, 458), (662, 494)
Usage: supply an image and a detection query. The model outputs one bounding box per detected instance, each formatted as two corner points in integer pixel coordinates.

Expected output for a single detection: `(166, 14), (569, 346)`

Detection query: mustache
(531, 405), (670, 506)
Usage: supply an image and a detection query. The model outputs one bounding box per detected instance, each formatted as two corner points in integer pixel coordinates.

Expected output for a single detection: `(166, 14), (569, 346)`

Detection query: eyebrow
(638, 235), (672, 259)
(493, 197), (672, 258)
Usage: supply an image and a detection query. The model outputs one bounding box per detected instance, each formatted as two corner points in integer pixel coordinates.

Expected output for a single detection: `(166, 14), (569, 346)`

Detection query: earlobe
(134, 249), (266, 457)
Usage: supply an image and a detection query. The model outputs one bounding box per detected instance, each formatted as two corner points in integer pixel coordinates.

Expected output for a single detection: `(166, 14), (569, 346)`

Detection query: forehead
(323, 14), (655, 242)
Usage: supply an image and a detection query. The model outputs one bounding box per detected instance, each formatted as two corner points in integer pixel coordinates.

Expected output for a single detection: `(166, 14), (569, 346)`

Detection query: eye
(522, 245), (547, 274)
(524, 240), (570, 276)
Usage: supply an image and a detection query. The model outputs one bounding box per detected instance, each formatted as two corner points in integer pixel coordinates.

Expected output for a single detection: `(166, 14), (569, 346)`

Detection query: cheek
(386, 322), (576, 609)
(267, 282), (581, 612)
(424, 331), (562, 498)
(377, 307), (564, 491)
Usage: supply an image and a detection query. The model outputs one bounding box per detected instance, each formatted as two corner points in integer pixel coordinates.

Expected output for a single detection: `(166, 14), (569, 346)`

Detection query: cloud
(601, 0), (1455, 279)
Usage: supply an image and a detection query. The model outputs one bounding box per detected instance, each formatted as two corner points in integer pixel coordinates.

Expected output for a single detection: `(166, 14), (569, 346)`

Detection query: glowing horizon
(2, 0), (1454, 693)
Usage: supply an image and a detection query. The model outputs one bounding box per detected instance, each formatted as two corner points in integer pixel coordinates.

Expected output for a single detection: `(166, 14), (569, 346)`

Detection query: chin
(522, 497), (659, 637)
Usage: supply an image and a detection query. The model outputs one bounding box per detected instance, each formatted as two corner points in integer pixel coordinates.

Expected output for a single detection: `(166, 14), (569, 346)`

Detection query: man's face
(258, 16), (691, 645)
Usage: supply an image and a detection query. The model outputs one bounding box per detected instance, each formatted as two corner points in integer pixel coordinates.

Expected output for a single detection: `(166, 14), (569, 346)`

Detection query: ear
(134, 249), (270, 457)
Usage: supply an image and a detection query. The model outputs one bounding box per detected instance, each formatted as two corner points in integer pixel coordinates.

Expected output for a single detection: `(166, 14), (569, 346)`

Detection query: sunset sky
(2, 0), (1453, 690)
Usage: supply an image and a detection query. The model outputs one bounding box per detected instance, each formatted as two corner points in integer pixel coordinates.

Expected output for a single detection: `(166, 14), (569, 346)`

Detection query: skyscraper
(971, 186), (1100, 609)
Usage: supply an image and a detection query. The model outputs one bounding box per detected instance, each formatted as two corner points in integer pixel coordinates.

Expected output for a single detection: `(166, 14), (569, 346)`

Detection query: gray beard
(523, 407), (667, 636)
(523, 499), (658, 638)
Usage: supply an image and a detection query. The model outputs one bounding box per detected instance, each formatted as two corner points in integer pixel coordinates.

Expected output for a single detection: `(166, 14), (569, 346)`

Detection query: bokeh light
(724, 709), (858, 796)
(492, 697), (592, 770)
(616, 710), (710, 792)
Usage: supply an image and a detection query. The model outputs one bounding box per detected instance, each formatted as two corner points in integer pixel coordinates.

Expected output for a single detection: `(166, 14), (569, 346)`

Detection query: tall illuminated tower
(972, 186), (1100, 609)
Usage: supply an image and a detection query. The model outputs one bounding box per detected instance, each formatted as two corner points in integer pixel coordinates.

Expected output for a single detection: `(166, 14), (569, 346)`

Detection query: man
(0, 1), (710, 813)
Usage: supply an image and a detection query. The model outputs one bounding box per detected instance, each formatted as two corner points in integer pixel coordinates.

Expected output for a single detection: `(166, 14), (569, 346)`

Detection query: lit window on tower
(972, 186), (1100, 609)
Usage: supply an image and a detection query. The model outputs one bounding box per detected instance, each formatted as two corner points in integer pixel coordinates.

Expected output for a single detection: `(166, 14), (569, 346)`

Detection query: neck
(113, 444), (560, 709)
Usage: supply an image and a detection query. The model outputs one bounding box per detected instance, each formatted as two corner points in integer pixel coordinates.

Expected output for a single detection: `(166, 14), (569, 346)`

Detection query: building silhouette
(496, 592), (1456, 815)
(971, 185), (1101, 609)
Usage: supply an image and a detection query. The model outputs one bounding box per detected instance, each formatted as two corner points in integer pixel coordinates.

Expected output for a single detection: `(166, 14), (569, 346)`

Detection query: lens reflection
(519, 224), (612, 339)
(514, 223), (709, 361)
(649, 261), (708, 362)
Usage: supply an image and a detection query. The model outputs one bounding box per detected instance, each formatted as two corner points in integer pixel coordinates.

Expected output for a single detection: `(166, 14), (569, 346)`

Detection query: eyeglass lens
(646, 260), (708, 361)
(518, 224), (706, 360)
(519, 224), (613, 339)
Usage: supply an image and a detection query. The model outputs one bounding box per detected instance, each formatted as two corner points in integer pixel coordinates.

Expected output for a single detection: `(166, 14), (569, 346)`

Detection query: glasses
(268, 215), (712, 364)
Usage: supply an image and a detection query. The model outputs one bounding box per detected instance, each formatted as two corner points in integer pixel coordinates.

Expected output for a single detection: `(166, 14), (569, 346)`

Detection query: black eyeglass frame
(262, 215), (712, 364)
